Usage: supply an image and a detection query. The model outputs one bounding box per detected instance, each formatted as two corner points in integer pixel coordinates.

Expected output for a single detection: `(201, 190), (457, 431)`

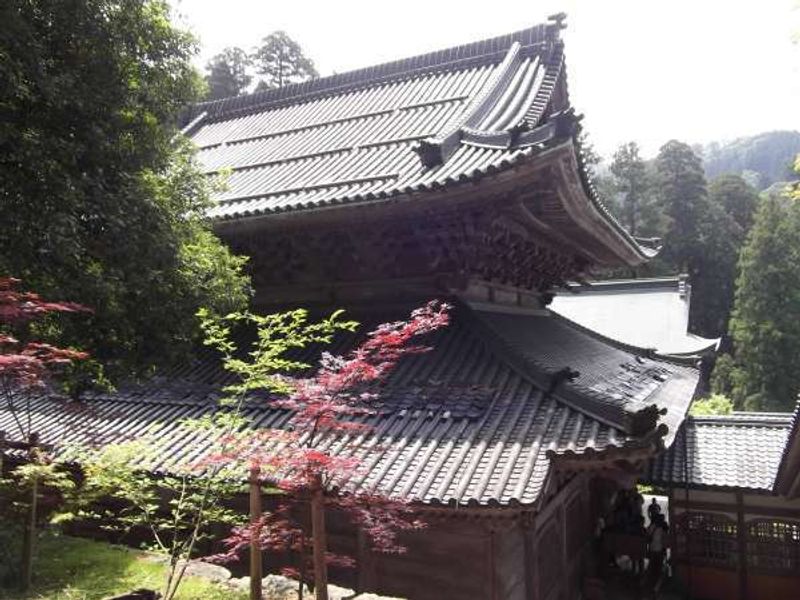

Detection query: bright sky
(176, 0), (800, 158)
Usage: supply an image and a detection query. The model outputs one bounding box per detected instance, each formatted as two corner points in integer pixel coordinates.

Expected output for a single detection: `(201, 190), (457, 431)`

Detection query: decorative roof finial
(547, 12), (568, 32)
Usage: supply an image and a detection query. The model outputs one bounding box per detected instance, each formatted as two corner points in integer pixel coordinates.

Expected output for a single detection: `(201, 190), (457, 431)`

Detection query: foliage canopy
(252, 31), (318, 91)
(204, 47), (252, 100)
(0, 0), (250, 379)
(720, 165), (800, 411)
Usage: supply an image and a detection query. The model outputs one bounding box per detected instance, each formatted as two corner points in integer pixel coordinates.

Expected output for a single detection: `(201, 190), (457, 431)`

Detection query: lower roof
(0, 302), (698, 507)
(645, 412), (794, 492)
(550, 276), (719, 356)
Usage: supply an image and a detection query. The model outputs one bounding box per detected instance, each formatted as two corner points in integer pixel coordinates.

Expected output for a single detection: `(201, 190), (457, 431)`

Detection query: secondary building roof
(773, 400), (800, 497)
(645, 412), (794, 492)
(550, 277), (719, 356)
(0, 303), (698, 508)
(181, 16), (653, 268)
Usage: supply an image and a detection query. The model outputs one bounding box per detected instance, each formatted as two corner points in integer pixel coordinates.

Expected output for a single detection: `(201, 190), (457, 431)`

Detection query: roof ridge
(689, 413), (794, 427)
(182, 22), (560, 126)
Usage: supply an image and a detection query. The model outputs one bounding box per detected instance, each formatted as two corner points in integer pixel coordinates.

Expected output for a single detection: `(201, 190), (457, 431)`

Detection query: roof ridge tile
(182, 24), (555, 126)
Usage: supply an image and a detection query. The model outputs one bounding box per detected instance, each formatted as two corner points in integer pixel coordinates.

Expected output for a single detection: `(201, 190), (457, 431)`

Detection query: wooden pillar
(522, 515), (537, 600)
(249, 466), (263, 600)
(311, 479), (329, 600)
(736, 492), (748, 600)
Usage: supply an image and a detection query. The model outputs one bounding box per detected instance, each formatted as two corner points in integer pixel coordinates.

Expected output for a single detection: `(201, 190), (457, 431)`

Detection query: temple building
(0, 16), (717, 600)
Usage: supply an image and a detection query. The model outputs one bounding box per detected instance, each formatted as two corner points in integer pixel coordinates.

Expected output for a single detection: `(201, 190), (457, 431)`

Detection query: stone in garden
(263, 573), (310, 598)
(327, 583), (356, 599)
(181, 560), (231, 582)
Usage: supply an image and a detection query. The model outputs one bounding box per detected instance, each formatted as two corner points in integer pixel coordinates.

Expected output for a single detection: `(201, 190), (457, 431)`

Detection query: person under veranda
(646, 512), (669, 586)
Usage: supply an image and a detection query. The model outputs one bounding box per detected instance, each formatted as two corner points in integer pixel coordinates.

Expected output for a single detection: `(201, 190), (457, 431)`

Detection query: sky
(175, 0), (800, 158)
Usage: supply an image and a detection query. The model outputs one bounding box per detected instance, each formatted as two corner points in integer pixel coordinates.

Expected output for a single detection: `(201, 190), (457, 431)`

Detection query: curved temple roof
(1, 303), (698, 507)
(182, 16), (653, 266)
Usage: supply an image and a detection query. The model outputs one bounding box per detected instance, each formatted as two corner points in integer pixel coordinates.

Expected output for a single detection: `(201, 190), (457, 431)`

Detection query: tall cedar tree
(209, 302), (451, 600)
(577, 130), (602, 176)
(204, 47), (252, 100)
(709, 174), (759, 233)
(252, 31), (318, 91)
(655, 140), (710, 271)
(609, 142), (661, 238)
(654, 140), (727, 336)
(0, 1), (250, 378)
(723, 169), (800, 411)
(692, 175), (760, 338)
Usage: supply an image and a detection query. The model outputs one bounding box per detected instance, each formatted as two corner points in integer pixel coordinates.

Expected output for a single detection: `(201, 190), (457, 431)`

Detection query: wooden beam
(671, 498), (800, 519)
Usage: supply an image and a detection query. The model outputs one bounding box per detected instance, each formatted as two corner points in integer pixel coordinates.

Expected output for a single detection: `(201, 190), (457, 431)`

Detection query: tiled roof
(179, 18), (650, 263)
(1, 303), (698, 507)
(551, 277), (719, 356)
(185, 24), (564, 221)
(645, 413), (794, 492)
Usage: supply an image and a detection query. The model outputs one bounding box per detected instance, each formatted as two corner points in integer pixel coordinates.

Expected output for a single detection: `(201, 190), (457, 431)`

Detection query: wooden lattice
(746, 519), (800, 574)
(674, 512), (739, 569)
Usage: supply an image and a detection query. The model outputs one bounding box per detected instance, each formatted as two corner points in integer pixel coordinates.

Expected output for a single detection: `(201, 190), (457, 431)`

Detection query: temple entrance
(583, 478), (675, 599)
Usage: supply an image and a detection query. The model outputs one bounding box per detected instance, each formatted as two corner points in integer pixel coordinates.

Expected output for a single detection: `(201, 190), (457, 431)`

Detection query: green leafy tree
(689, 393), (734, 416)
(252, 31), (318, 91)
(74, 438), (242, 600)
(609, 142), (662, 237)
(204, 47), (252, 100)
(67, 307), (355, 600)
(722, 168), (800, 411)
(0, 0), (250, 379)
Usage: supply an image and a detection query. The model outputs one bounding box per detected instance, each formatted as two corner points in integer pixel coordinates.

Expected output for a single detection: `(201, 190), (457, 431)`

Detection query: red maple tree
(210, 301), (451, 599)
(0, 277), (90, 438)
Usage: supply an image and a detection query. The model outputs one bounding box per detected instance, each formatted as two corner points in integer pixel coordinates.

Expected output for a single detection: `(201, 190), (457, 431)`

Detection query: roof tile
(1, 304), (698, 506)
(645, 413), (793, 491)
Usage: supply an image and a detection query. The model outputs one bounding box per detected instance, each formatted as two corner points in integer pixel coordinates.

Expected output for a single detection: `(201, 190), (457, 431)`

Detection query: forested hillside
(595, 133), (800, 411)
(700, 130), (800, 190)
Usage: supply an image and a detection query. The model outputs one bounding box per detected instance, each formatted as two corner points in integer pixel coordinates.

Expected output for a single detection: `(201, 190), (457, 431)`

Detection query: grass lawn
(0, 534), (248, 600)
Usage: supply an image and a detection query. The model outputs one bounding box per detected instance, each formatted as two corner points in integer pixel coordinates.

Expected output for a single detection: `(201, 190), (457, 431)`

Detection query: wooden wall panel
(494, 526), (527, 600)
(368, 521), (490, 600)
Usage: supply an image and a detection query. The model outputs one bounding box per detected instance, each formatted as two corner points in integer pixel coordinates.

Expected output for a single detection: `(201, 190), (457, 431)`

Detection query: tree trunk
(21, 433), (39, 591)
(310, 479), (329, 600)
(249, 466), (263, 600)
(298, 533), (306, 600)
